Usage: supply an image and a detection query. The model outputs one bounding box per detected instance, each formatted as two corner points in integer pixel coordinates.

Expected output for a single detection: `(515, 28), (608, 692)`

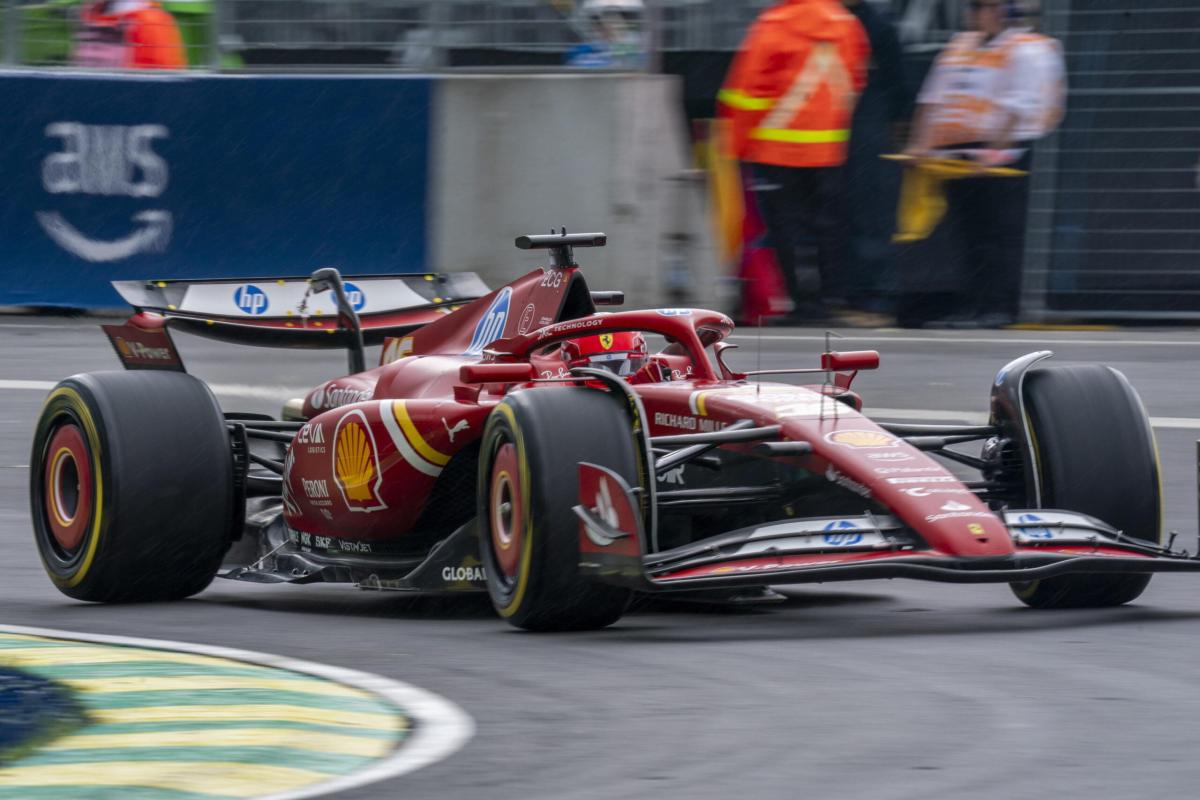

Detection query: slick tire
(478, 388), (636, 631)
(1010, 365), (1161, 609)
(30, 371), (234, 602)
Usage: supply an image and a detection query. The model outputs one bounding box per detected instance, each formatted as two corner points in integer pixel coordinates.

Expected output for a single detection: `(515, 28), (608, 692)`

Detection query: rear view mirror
(821, 350), (880, 371)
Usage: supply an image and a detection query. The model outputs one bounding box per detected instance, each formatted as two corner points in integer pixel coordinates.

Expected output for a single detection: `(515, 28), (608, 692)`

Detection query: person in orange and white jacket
(719, 0), (869, 324)
(904, 0), (1065, 328)
(73, 1), (187, 70)
(908, 1), (1064, 166)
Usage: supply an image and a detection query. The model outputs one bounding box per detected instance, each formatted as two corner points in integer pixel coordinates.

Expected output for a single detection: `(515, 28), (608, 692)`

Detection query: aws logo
(37, 122), (172, 263)
(464, 287), (512, 355)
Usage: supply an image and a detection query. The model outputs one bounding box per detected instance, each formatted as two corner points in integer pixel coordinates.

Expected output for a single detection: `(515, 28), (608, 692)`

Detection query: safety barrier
(0, 71), (431, 308)
(0, 70), (716, 310)
(429, 73), (720, 310)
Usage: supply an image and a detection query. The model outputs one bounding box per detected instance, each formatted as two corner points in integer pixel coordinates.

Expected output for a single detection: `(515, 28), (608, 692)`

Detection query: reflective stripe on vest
(748, 128), (850, 144)
(757, 42), (857, 134)
(717, 89), (776, 111)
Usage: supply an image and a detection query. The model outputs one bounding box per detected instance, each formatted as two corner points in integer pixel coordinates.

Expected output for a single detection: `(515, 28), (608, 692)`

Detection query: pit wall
(0, 71), (718, 311)
(430, 74), (720, 310)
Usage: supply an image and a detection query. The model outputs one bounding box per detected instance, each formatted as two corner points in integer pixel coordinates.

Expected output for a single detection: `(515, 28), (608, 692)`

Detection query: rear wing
(104, 272), (489, 371)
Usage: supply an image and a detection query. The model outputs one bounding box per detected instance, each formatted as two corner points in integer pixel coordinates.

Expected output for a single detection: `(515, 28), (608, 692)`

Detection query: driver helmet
(562, 331), (648, 377)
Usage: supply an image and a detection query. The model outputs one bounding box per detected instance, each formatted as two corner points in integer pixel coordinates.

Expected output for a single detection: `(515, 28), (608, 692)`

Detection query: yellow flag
(707, 119), (746, 267)
(887, 156), (1027, 243)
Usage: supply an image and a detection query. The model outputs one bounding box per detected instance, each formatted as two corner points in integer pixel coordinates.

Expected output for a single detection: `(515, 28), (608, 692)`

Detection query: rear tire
(30, 372), (234, 602)
(1010, 365), (1161, 609)
(478, 388), (637, 631)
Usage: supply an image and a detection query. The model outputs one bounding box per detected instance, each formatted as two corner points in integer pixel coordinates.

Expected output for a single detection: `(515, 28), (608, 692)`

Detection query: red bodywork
(101, 256), (1200, 592)
(278, 263), (1011, 570)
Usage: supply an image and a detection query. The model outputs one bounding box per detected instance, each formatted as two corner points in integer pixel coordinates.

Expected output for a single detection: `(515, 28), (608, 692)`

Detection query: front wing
(573, 463), (1200, 592)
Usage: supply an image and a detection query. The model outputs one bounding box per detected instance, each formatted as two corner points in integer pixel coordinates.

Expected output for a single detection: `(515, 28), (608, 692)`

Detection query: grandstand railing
(3, 1), (929, 71)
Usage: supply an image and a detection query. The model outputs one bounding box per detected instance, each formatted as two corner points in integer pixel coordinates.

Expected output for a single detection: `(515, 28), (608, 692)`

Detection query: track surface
(4, 319), (1200, 799)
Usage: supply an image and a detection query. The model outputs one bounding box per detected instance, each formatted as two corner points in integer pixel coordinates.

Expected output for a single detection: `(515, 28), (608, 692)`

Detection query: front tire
(478, 388), (637, 631)
(1010, 365), (1161, 609)
(30, 372), (234, 602)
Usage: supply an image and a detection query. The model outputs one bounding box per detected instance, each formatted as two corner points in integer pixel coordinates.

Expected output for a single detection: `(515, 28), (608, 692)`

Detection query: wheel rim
(42, 422), (93, 557)
(489, 442), (524, 583)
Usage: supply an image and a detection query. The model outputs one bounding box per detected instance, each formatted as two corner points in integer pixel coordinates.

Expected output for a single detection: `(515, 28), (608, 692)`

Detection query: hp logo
(343, 282), (366, 312)
(464, 287), (512, 355)
(233, 284), (269, 316)
(1017, 513), (1054, 539)
(822, 520), (863, 546)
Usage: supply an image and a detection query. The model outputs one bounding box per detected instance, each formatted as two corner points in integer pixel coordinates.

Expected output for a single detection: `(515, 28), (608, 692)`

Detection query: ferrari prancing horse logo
(599, 333), (614, 350)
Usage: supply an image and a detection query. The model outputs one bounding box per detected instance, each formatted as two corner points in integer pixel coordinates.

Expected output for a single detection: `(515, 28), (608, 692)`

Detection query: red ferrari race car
(29, 232), (1200, 630)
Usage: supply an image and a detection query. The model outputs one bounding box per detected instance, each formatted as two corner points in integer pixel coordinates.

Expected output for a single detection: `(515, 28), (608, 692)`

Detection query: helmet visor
(585, 351), (648, 377)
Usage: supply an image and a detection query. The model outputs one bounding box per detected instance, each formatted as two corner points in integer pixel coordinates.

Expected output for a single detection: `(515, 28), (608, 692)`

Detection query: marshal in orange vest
(718, 0), (870, 169)
(75, 1), (186, 70)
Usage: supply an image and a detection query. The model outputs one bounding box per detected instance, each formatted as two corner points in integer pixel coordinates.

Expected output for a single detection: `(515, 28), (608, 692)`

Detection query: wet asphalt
(4, 317), (1200, 799)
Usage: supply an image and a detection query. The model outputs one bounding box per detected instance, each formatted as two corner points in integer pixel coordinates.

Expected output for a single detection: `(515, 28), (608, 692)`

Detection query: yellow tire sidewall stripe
(43, 386), (104, 589)
(493, 403), (534, 619)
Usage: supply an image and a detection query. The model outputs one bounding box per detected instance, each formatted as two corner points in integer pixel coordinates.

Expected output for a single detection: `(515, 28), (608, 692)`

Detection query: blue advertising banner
(0, 72), (430, 307)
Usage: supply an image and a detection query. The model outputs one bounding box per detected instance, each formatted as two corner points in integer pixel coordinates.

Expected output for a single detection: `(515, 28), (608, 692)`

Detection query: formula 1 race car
(30, 232), (1200, 630)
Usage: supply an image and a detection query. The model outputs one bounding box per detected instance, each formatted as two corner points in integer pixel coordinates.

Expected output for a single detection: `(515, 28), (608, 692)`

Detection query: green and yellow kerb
(0, 632), (411, 800)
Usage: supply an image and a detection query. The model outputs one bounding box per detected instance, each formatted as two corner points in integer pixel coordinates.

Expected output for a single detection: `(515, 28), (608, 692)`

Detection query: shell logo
(116, 338), (132, 358)
(825, 429), (899, 449)
(332, 410), (387, 512)
(968, 523), (986, 536)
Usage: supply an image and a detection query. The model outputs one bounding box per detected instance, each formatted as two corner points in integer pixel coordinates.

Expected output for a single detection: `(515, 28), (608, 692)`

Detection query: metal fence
(2, 1), (944, 70)
(1023, 0), (1200, 319)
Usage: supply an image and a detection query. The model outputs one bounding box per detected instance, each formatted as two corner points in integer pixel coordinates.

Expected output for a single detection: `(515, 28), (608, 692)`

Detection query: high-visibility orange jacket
(718, 0), (869, 168)
(76, 1), (186, 70)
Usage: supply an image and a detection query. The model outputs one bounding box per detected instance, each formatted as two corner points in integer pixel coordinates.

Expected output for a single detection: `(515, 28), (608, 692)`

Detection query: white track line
(1, 379), (55, 391)
(4, 379), (1198, 430)
(0, 323), (97, 330)
(868, 407), (990, 425)
(0, 624), (475, 800)
(869, 408), (1200, 430)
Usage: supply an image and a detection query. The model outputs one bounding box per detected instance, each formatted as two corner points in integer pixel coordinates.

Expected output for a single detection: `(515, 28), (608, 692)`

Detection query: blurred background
(1, 0), (1197, 326)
